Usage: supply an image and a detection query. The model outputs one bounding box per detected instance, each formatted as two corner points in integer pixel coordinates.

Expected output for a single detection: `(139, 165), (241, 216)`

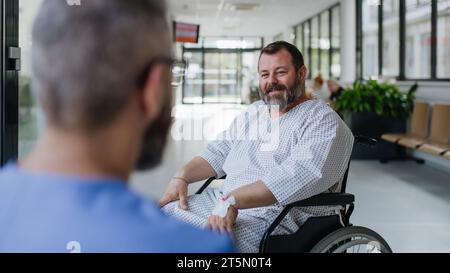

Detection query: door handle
(7, 46), (21, 71)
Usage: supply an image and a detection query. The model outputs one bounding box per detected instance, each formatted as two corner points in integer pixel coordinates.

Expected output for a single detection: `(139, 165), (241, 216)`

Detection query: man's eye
(261, 74), (268, 78)
(277, 71), (286, 75)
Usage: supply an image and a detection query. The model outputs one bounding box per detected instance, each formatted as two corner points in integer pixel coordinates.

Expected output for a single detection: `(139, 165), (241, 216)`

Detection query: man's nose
(268, 73), (278, 85)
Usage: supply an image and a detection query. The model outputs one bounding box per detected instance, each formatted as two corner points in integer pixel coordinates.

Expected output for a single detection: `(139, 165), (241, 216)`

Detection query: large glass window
(303, 21), (311, 70)
(182, 37), (262, 104)
(295, 24), (304, 53)
(320, 11), (330, 78)
(293, 4), (341, 79)
(310, 17), (320, 78)
(19, 0), (43, 159)
(331, 5), (341, 78)
(183, 52), (203, 104)
(437, 0), (450, 78)
(359, 0), (450, 80)
(382, 0), (400, 76)
(241, 52), (260, 103)
(362, 0), (379, 79)
(405, 0), (432, 78)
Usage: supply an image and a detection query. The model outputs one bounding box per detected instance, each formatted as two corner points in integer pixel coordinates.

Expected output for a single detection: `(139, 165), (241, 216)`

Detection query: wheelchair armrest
(287, 193), (355, 208)
(355, 135), (377, 147)
(195, 176), (226, 195)
(260, 193), (355, 251)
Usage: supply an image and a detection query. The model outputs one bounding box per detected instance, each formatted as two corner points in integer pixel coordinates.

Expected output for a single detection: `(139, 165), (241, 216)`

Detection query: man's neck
(19, 127), (137, 182)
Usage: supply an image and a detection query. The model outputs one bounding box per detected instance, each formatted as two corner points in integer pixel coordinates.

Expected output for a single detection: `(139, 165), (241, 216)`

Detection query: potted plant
(335, 80), (418, 159)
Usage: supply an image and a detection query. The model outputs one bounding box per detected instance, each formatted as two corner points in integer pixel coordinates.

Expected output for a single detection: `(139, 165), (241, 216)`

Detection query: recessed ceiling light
(229, 3), (260, 11)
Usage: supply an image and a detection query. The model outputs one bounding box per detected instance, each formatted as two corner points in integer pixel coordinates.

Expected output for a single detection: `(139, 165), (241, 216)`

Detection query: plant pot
(349, 112), (406, 160)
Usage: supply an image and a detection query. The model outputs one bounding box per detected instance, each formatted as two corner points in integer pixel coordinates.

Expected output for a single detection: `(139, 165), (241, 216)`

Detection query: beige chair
(381, 102), (430, 146)
(416, 104), (450, 156)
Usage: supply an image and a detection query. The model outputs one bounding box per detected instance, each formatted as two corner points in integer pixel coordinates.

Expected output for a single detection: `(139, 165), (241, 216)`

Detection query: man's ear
(298, 65), (308, 81)
(140, 64), (166, 123)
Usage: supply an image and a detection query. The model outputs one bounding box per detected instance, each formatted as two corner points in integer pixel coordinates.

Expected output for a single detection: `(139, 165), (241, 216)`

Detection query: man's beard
(135, 86), (173, 171)
(259, 79), (303, 111)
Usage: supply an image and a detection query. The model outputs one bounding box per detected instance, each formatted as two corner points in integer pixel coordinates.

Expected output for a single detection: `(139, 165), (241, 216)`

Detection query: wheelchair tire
(309, 226), (393, 253)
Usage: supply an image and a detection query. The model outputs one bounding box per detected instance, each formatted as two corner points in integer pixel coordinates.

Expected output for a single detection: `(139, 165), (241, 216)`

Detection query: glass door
(183, 51), (203, 104)
(219, 53), (239, 103)
(18, 0), (43, 159)
(204, 52), (220, 103)
(184, 50), (242, 104)
(1, 0), (20, 165)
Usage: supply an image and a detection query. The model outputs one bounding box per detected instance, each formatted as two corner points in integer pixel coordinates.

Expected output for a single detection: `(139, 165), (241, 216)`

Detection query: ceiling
(167, 0), (339, 38)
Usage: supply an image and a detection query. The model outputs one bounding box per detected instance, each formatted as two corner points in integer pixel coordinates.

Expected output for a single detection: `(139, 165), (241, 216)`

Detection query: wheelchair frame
(196, 136), (393, 253)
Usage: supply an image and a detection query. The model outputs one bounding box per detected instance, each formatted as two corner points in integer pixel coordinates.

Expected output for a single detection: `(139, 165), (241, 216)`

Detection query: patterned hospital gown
(163, 99), (354, 252)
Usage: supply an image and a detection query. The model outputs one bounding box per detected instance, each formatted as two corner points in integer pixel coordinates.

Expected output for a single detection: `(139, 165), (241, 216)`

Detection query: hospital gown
(163, 99), (354, 252)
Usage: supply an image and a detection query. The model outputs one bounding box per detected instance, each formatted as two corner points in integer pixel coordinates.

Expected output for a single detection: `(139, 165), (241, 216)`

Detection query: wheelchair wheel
(310, 226), (393, 253)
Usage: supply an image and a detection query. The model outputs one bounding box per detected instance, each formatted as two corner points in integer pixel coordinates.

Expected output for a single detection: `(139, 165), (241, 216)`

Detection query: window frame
(294, 3), (341, 80)
(356, 0), (450, 81)
(181, 37), (263, 105)
(1, 0), (19, 166)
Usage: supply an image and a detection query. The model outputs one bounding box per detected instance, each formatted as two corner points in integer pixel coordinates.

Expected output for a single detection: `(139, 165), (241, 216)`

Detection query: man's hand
(206, 206), (238, 235)
(158, 178), (189, 210)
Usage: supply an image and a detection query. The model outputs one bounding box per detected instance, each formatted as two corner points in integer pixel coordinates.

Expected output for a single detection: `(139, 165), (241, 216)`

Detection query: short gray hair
(32, 0), (172, 130)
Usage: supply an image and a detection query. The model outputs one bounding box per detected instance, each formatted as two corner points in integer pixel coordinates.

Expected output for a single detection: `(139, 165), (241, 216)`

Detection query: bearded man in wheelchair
(160, 41), (354, 253)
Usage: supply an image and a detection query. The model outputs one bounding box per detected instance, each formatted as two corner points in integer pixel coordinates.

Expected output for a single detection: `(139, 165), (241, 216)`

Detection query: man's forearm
(229, 181), (277, 210)
(175, 156), (217, 184)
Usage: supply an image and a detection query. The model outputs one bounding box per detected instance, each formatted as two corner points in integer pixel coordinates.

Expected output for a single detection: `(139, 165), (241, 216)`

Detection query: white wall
(340, 0), (356, 84)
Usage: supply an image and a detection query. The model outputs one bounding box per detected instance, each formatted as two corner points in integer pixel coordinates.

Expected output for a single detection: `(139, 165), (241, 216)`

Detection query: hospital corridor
(0, 0), (449, 255)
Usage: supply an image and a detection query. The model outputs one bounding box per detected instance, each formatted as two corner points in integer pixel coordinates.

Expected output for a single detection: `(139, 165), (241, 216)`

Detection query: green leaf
(336, 80), (418, 119)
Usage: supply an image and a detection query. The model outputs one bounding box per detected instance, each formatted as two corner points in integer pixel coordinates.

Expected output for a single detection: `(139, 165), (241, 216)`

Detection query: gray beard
(260, 82), (304, 112)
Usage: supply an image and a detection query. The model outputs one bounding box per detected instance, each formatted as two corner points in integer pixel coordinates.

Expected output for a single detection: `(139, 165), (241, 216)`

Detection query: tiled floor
(130, 104), (450, 253)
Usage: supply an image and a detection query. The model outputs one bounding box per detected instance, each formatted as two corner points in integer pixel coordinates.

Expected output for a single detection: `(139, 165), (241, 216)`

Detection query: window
(358, 0), (450, 80)
(320, 11), (330, 78)
(405, 0), (432, 78)
(382, 0), (400, 76)
(362, 0), (379, 78)
(437, 0), (450, 77)
(331, 6), (341, 78)
(183, 52), (203, 104)
(303, 21), (311, 71)
(19, 0), (44, 159)
(182, 37), (262, 104)
(295, 24), (304, 53)
(294, 4), (341, 79)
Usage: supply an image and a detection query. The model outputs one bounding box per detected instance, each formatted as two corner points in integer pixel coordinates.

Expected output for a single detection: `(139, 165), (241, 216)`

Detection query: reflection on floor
(348, 161), (450, 253)
(130, 104), (450, 253)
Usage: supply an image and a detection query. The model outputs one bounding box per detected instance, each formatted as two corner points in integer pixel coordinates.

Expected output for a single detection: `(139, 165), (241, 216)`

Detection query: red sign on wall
(173, 22), (200, 44)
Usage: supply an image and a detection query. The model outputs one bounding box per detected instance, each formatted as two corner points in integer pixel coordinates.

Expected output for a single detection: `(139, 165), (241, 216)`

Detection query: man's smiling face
(258, 48), (302, 111)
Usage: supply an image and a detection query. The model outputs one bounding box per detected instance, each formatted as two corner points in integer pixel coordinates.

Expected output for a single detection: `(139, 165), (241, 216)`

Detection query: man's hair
(32, 0), (171, 130)
(259, 41), (305, 72)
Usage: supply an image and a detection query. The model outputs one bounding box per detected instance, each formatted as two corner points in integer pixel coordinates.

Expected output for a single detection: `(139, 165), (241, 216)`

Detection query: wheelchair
(196, 136), (393, 253)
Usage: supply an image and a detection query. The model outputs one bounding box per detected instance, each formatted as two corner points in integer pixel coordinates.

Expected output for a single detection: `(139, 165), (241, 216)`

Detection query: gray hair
(31, 0), (172, 130)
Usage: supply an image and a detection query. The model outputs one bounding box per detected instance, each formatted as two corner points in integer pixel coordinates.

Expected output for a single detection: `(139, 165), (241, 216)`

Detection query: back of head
(327, 79), (342, 92)
(314, 74), (324, 88)
(32, 0), (172, 131)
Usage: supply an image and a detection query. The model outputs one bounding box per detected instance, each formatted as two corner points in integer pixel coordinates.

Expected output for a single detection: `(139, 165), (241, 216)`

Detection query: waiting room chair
(381, 102), (430, 145)
(412, 104), (449, 157)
